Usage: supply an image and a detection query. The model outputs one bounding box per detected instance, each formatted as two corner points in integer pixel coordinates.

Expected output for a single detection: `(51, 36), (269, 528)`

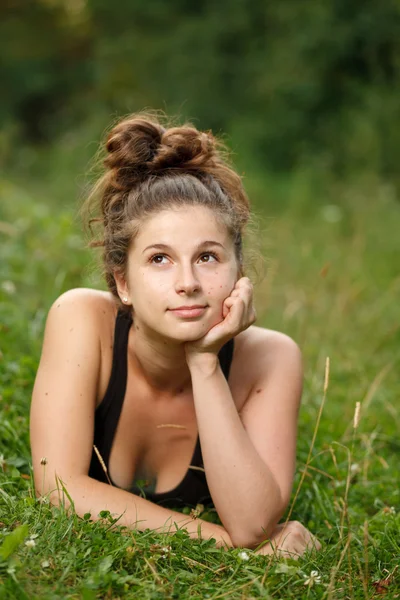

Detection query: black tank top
(89, 310), (235, 508)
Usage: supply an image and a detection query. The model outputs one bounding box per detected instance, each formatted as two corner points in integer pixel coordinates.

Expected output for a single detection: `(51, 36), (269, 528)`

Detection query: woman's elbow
(228, 518), (278, 549)
(228, 500), (287, 548)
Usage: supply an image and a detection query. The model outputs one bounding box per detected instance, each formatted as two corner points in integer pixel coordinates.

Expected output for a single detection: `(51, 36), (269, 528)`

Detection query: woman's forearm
(45, 474), (233, 548)
(189, 356), (283, 548)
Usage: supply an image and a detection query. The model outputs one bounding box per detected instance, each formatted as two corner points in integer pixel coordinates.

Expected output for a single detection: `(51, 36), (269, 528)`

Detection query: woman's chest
(108, 383), (201, 492)
(100, 327), (256, 492)
(107, 367), (250, 493)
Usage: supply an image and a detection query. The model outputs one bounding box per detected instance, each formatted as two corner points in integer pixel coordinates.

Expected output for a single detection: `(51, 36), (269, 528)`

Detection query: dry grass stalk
(346, 534), (354, 600)
(333, 441), (351, 541)
(93, 444), (113, 486)
(361, 430), (378, 483)
(353, 551), (369, 600)
(183, 556), (214, 571)
(342, 362), (392, 441)
(338, 401), (363, 544)
(188, 465), (205, 473)
(156, 424), (187, 429)
(300, 464), (335, 481)
(362, 362), (392, 413)
(143, 557), (162, 584)
(327, 534), (352, 600)
(285, 356), (330, 524)
(324, 356), (330, 393)
(353, 402), (361, 430)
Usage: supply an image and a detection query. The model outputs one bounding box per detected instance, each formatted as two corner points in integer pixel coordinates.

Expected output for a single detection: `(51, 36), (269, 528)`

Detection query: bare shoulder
(42, 288), (118, 359)
(46, 288), (116, 329)
(49, 287), (116, 315)
(229, 325), (302, 403)
(234, 324), (302, 371)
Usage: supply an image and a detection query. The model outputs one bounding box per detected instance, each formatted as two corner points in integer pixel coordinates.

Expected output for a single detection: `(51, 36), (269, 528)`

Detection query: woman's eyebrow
(142, 241), (225, 254)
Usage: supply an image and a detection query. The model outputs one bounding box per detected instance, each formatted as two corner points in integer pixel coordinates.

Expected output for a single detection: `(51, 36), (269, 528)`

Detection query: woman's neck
(128, 320), (193, 395)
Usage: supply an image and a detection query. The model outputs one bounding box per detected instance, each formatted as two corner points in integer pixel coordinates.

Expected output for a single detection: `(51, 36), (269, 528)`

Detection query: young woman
(30, 113), (320, 558)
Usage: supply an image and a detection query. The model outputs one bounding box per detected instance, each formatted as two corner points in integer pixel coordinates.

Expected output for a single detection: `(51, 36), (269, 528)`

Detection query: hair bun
(105, 117), (164, 172)
(154, 127), (215, 170)
(104, 116), (217, 181)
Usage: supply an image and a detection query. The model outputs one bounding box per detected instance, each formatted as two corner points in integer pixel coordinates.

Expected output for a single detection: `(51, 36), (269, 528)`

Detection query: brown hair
(82, 111), (251, 310)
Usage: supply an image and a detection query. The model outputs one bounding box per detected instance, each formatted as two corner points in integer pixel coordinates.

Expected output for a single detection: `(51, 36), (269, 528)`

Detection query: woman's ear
(114, 270), (131, 305)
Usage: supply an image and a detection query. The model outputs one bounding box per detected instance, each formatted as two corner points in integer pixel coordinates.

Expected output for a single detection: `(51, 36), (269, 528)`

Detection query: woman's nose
(175, 264), (201, 295)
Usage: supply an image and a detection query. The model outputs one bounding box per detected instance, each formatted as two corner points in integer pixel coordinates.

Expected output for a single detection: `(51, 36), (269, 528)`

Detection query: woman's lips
(169, 306), (207, 318)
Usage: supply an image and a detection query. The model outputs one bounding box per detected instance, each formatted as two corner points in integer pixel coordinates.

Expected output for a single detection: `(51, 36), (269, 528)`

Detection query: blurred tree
(0, 0), (92, 142)
(1, 0), (400, 176)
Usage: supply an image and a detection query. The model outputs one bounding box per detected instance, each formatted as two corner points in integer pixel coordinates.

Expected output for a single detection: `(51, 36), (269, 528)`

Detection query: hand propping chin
(185, 277), (256, 358)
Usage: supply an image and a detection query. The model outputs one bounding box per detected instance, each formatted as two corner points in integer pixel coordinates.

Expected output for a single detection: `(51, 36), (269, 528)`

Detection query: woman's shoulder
(229, 325), (302, 403)
(46, 288), (118, 338)
(237, 325), (301, 372)
(50, 287), (117, 316)
(236, 325), (301, 356)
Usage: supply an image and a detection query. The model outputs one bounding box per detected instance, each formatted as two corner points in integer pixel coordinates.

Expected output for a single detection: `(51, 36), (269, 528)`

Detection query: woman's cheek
(207, 287), (232, 323)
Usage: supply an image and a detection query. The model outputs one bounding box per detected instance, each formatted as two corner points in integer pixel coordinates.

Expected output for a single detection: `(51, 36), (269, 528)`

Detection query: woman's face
(119, 205), (239, 342)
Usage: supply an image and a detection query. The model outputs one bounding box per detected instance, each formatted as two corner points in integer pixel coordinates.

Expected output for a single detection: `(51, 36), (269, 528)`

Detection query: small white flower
(37, 495), (49, 504)
(382, 505), (396, 515)
(160, 545), (175, 559)
(41, 560), (50, 568)
(304, 570), (321, 587)
(238, 551), (250, 561)
(334, 479), (344, 488)
(25, 539), (36, 548)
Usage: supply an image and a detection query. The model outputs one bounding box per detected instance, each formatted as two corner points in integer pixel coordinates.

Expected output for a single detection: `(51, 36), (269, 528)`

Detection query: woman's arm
(188, 334), (302, 548)
(185, 278), (302, 548)
(46, 473), (233, 547)
(30, 289), (232, 548)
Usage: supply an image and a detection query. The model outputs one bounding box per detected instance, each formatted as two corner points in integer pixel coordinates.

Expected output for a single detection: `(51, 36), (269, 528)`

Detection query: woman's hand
(185, 277), (256, 364)
(254, 521), (322, 559)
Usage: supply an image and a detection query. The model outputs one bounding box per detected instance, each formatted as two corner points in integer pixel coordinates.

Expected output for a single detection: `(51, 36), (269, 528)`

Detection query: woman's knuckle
(289, 521), (304, 535)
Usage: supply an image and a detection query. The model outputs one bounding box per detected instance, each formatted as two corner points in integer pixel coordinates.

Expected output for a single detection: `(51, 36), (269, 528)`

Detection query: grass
(0, 140), (399, 598)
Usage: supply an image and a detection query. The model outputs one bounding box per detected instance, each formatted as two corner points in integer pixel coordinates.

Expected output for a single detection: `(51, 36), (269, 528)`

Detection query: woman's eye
(150, 254), (168, 264)
(199, 253), (218, 263)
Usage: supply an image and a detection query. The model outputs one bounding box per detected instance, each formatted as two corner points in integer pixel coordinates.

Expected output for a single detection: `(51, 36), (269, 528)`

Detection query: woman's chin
(165, 320), (212, 342)
(172, 329), (208, 343)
